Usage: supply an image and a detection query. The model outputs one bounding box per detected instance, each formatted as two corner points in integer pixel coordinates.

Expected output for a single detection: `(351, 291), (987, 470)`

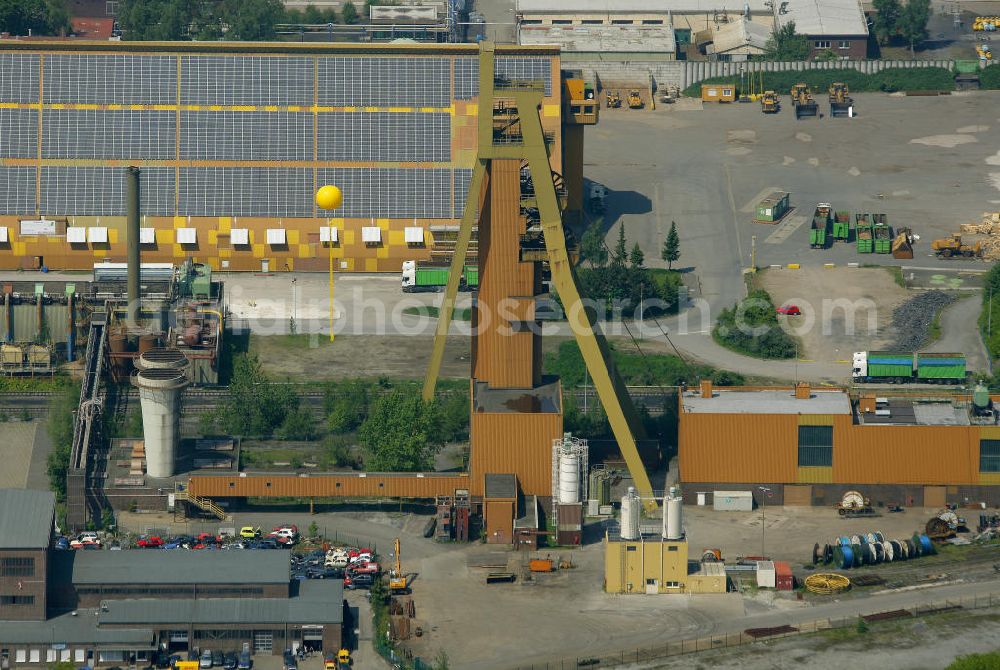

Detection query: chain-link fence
(508, 591), (1000, 669)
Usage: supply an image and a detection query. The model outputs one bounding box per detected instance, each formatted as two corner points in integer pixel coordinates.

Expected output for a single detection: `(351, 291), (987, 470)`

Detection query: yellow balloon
(315, 185), (343, 210)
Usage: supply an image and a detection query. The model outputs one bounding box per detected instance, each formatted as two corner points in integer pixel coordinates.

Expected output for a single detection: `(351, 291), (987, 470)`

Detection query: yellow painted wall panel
(980, 426), (1000, 439)
(980, 473), (1000, 485)
(797, 467), (833, 484)
(173, 217), (186, 228)
(208, 230), (218, 244)
(13, 242), (26, 256)
(298, 244), (310, 258)
(376, 246), (389, 259)
(287, 230), (300, 245)
(543, 104), (560, 117)
(219, 248), (231, 259)
(364, 258), (378, 272)
(252, 244), (265, 258)
(108, 229), (119, 244)
(156, 229), (174, 244)
(798, 415), (834, 426)
(217, 217), (231, 233)
(388, 230), (405, 246)
(172, 244), (184, 258)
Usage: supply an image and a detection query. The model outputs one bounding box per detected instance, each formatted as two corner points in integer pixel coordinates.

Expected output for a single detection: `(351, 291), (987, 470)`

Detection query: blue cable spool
(839, 536), (851, 546)
(839, 545), (854, 569)
(851, 544), (864, 567)
(919, 534), (934, 554)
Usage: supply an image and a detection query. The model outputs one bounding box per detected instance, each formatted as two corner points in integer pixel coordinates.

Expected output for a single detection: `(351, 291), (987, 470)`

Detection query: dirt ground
(755, 267), (912, 363)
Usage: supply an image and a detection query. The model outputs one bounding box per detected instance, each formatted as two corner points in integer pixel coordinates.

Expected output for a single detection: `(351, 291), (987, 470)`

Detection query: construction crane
(389, 538), (409, 594)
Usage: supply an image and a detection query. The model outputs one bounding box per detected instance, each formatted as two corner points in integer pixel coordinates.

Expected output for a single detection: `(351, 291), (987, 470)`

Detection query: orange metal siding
(678, 413), (798, 483)
(470, 411), (562, 496)
(484, 500), (514, 544)
(186, 473), (470, 499)
(834, 420), (979, 485)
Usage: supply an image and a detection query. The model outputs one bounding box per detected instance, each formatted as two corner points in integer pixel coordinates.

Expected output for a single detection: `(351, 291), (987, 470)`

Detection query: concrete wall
(571, 59), (958, 91)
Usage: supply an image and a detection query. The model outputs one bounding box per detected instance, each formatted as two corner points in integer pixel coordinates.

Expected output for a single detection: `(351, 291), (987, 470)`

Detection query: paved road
(925, 293), (991, 373)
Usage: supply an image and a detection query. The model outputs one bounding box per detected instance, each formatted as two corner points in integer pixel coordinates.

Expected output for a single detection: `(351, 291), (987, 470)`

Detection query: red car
(776, 304), (801, 316)
(196, 532), (220, 544)
(137, 536), (164, 548)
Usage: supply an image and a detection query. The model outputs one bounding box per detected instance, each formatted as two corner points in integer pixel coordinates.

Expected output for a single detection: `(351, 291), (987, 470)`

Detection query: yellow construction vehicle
(760, 90), (779, 114)
(605, 91), (621, 108)
(977, 42), (993, 62)
(931, 234), (982, 259)
(389, 538), (409, 594)
(790, 83), (817, 119)
(627, 89), (643, 109)
(337, 649), (352, 669)
(828, 82), (853, 117)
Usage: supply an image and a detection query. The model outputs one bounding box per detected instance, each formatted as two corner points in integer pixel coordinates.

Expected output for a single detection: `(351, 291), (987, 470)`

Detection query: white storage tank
(558, 448), (580, 504)
(664, 488), (683, 540)
(620, 487), (640, 540)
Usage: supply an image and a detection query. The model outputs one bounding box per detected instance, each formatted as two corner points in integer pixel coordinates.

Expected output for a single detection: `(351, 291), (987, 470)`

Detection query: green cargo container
(867, 351), (914, 378)
(463, 265), (479, 288)
(810, 204), (830, 249)
(754, 191), (790, 223)
(873, 223), (891, 254)
(916, 353), (966, 380)
(415, 267), (450, 287)
(832, 211), (851, 240)
(856, 213), (873, 253)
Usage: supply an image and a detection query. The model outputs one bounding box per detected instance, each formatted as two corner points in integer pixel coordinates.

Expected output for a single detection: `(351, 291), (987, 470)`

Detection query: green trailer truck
(401, 260), (479, 292)
(810, 203), (830, 248)
(853, 351), (967, 383)
(856, 213), (874, 253)
(832, 211), (851, 240)
(873, 214), (891, 254)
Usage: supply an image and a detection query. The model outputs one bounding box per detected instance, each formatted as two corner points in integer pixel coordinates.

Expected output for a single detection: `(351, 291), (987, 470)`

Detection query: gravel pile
(889, 291), (957, 351)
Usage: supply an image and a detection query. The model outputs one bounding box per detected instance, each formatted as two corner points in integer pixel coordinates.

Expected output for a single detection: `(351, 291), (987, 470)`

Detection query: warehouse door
(924, 486), (946, 508)
(253, 631), (273, 654)
(784, 485), (812, 506)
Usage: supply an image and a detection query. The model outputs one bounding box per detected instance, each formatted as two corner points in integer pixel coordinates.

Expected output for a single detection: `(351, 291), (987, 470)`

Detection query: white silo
(134, 366), (189, 478)
(663, 487), (683, 540)
(558, 447), (580, 504)
(620, 487), (640, 540)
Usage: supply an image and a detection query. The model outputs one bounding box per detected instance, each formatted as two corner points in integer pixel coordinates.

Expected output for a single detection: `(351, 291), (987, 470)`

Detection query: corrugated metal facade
(470, 410), (563, 496)
(186, 473), (470, 499)
(679, 413), (798, 484)
(680, 402), (995, 487)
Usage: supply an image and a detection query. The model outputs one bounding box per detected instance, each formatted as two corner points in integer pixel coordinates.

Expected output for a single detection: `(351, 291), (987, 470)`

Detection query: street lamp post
(758, 486), (771, 557)
(315, 185), (343, 342)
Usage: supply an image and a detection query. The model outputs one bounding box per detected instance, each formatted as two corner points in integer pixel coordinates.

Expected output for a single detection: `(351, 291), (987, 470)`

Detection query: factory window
(980, 440), (1000, 472)
(838, 41), (851, 49)
(814, 40), (831, 49)
(0, 595), (35, 605)
(666, 581), (681, 588)
(611, 19), (633, 24)
(1, 557), (34, 576)
(668, 546), (678, 552)
(229, 482), (235, 488)
(582, 19), (602, 24)
(642, 19), (663, 24)
(626, 545), (637, 552)
(552, 19), (571, 24)
(798, 425), (833, 467)
(521, 19), (542, 24)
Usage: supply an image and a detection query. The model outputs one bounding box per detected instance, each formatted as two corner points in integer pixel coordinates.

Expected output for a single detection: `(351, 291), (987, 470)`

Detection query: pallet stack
(960, 212), (1000, 260)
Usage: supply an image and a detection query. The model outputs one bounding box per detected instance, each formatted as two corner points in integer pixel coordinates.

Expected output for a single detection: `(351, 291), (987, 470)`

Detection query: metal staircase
(174, 484), (228, 520)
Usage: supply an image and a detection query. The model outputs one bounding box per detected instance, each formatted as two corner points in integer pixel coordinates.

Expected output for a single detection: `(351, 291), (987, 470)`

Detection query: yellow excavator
(389, 538), (410, 594)
(606, 91), (621, 108)
(627, 89), (643, 109)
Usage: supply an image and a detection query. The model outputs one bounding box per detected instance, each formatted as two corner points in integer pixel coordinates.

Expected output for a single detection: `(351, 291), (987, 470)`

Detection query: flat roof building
(0, 489), (345, 664)
(679, 383), (1000, 508)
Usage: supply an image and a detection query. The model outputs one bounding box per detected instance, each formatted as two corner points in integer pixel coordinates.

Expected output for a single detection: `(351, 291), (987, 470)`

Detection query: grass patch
(0, 376), (74, 393)
(683, 67), (955, 98)
(979, 295), (1000, 363)
(248, 333), (332, 352)
(712, 289), (798, 360)
(401, 305), (472, 320)
(982, 64), (1000, 90)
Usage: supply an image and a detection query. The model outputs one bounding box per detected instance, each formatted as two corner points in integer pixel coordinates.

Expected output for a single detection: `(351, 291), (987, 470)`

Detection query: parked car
(137, 536), (164, 549)
(239, 526), (261, 539)
(197, 533), (220, 545)
(349, 561), (380, 575)
(776, 304), (801, 316)
(344, 573), (374, 590)
(54, 537), (70, 550)
(306, 566), (343, 579)
(200, 650), (213, 669)
(281, 650), (298, 670)
(212, 651), (224, 668)
(237, 652), (251, 670)
(222, 653), (237, 670)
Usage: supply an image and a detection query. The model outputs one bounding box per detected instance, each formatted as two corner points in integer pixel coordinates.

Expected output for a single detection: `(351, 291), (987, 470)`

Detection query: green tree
(321, 434), (353, 468)
(302, 4), (324, 23)
(218, 0), (284, 40)
(662, 221), (680, 269)
(763, 21), (812, 61)
(117, 0), (201, 40)
(436, 392), (469, 443)
(325, 379), (371, 433)
(277, 407), (316, 440)
(872, 0), (902, 45)
(629, 242), (645, 269)
(611, 225), (628, 267)
(898, 0), (932, 56)
(219, 354), (298, 436)
(46, 382), (80, 502)
(358, 391), (443, 471)
(0, 0), (71, 36)
(580, 220), (608, 267)
(341, 0), (359, 24)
